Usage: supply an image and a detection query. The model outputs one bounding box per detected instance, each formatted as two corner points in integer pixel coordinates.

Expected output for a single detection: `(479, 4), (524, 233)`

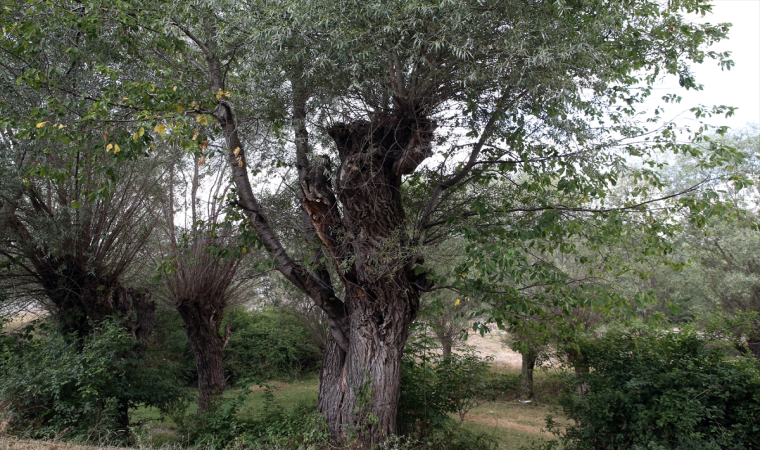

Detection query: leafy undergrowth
(131, 373), (557, 449)
(4, 371), (560, 449)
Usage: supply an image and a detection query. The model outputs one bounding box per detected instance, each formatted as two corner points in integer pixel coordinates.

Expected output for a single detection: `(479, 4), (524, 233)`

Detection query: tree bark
(318, 337), (347, 437)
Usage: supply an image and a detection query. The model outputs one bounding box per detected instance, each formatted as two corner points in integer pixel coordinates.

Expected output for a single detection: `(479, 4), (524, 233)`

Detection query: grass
(462, 400), (561, 449)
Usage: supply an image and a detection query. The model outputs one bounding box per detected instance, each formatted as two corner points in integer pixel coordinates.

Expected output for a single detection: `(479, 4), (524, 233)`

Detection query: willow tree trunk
(176, 299), (228, 412)
(303, 115), (437, 447)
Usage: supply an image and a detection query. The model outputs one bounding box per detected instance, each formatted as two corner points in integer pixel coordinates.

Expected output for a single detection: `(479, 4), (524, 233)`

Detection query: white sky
(657, 0), (760, 130)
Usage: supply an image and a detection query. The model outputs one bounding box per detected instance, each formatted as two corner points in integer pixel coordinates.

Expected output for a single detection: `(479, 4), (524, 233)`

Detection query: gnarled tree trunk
(300, 115), (436, 447)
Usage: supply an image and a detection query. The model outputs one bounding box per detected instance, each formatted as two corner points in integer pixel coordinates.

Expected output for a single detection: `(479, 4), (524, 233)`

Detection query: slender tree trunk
(520, 350), (538, 401)
(442, 336), (453, 357)
(177, 300), (228, 412)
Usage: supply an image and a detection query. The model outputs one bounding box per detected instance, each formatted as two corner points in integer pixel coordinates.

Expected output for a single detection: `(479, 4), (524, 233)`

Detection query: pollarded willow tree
(2, 0), (739, 446)
(156, 152), (249, 412)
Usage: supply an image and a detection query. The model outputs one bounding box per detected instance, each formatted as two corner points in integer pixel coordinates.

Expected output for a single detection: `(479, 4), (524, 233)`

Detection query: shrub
(150, 306), (197, 385)
(0, 319), (187, 443)
(176, 384), (330, 450)
(224, 307), (322, 383)
(542, 326), (760, 450)
(397, 332), (501, 449)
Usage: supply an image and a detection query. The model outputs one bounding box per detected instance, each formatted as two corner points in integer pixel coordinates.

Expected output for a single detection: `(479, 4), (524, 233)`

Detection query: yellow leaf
(224, 91), (231, 98)
(241, 247), (247, 254)
(150, 144), (156, 151)
(238, 157), (243, 167)
(150, 83), (155, 92)
(106, 143), (113, 152)
(455, 299), (461, 306)
(176, 105), (184, 114)
(122, 97), (129, 101)
(133, 133), (139, 142)
(57, 124), (64, 129)
(113, 144), (121, 153)
(233, 147), (240, 156)
(173, 86), (178, 91)
(36, 121), (47, 128)
(192, 130), (199, 140)
(154, 123), (166, 135)
(138, 127), (145, 137)
(216, 89), (223, 100)
(199, 156), (205, 165)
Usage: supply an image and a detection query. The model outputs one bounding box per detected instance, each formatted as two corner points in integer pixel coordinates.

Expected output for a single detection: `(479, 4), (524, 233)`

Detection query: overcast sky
(656, 0), (760, 130)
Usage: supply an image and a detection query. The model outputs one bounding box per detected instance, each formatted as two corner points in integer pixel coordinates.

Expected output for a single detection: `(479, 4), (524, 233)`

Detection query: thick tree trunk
(176, 299), (229, 412)
(520, 350), (538, 401)
(300, 115), (436, 447)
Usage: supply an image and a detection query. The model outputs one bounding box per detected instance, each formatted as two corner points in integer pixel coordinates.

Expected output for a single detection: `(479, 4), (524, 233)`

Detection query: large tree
(1, 0), (738, 445)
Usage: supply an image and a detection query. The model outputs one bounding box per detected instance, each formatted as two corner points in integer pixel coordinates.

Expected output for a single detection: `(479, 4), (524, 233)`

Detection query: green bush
(0, 319), (187, 442)
(397, 332), (501, 449)
(224, 307), (322, 383)
(542, 326), (760, 450)
(176, 385), (329, 450)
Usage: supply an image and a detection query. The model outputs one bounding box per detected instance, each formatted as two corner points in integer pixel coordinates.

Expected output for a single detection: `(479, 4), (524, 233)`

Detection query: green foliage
(224, 307), (322, 383)
(148, 306), (324, 388)
(175, 385), (330, 450)
(397, 330), (508, 449)
(541, 326), (760, 450)
(149, 307), (198, 385)
(0, 319), (187, 442)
